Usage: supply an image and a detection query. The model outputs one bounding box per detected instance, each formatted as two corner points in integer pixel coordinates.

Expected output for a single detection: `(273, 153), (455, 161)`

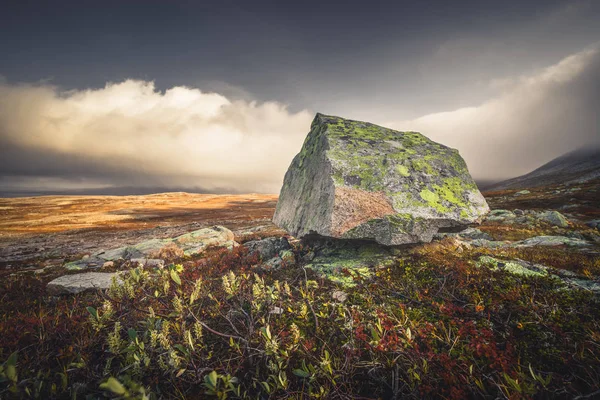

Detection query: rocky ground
(0, 182), (599, 398)
(0, 193), (282, 268)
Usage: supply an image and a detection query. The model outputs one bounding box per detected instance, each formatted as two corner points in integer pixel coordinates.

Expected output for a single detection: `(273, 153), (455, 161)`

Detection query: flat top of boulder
(273, 113), (489, 246)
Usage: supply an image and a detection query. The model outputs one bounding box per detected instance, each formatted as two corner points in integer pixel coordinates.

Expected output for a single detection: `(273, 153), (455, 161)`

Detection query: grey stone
(65, 226), (237, 271)
(476, 257), (600, 294)
(477, 256), (548, 277)
(561, 278), (600, 294)
(537, 211), (569, 228)
(514, 236), (590, 247)
(47, 272), (123, 295)
(458, 227), (493, 241)
(269, 306), (284, 315)
(243, 237), (291, 260)
(486, 209), (516, 222)
(560, 204), (578, 210)
(586, 219), (600, 229)
(332, 290), (348, 302)
(263, 257), (284, 270)
(470, 239), (509, 248)
(304, 242), (396, 286)
(273, 113), (489, 246)
(566, 232), (586, 240)
(433, 227), (492, 241)
(130, 258), (165, 268)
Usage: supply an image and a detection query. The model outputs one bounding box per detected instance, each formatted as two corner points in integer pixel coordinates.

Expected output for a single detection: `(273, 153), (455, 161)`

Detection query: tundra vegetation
(1, 182), (599, 399)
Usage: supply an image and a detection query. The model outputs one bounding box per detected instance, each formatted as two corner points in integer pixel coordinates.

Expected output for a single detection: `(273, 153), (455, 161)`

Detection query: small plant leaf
(170, 269), (181, 285)
(86, 307), (98, 320)
(293, 369), (310, 378)
(205, 370), (218, 389)
(100, 377), (126, 395)
(128, 328), (137, 340)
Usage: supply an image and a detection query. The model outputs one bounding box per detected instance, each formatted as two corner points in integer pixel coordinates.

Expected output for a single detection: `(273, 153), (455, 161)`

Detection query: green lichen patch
(396, 164), (410, 177)
(305, 242), (395, 287)
(477, 256), (548, 277)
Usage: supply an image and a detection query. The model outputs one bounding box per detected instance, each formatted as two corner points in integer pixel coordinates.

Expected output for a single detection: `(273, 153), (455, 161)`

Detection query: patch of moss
(420, 189), (449, 213)
(396, 165), (410, 177)
(477, 256), (548, 277)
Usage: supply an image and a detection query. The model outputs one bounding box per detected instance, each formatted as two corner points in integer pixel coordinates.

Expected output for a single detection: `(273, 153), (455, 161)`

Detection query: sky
(1, 0), (599, 194)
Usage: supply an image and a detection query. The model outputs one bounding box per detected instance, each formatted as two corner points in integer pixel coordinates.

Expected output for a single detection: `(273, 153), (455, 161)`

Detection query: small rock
(47, 272), (123, 295)
(279, 250), (295, 265)
(537, 211), (569, 228)
(93, 226), (237, 261)
(586, 220), (600, 229)
(244, 237), (291, 260)
(263, 256), (284, 270)
(513, 209), (524, 216)
(332, 290), (348, 302)
(560, 204), (578, 210)
(486, 209), (516, 223)
(477, 256), (548, 277)
(269, 306), (284, 315)
(515, 190), (530, 196)
(457, 227), (493, 241)
(470, 239), (509, 248)
(514, 236), (589, 247)
(102, 261), (115, 268)
(566, 232), (586, 240)
(130, 258), (165, 268)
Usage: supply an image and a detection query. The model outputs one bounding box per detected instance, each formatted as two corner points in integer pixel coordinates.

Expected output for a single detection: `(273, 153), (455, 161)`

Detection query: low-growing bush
(1, 244), (599, 399)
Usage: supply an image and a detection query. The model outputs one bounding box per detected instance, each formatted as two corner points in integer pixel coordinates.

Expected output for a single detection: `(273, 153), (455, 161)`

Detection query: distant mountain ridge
(487, 147), (600, 191)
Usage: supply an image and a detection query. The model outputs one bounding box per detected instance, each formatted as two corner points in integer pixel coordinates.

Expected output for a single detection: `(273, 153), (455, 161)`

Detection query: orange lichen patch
(330, 186), (395, 236)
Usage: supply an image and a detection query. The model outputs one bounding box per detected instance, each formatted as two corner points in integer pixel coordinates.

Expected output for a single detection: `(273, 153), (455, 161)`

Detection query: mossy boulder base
(273, 113), (489, 245)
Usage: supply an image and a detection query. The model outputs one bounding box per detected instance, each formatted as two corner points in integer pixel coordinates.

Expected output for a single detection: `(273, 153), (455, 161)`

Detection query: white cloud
(386, 46), (600, 181)
(0, 80), (312, 193)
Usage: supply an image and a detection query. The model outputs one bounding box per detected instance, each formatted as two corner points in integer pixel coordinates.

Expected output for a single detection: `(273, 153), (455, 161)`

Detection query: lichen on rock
(273, 113), (489, 245)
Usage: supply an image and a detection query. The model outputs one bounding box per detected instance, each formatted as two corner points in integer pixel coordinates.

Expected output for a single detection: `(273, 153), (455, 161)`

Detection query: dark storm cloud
(0, 0), (599, 193)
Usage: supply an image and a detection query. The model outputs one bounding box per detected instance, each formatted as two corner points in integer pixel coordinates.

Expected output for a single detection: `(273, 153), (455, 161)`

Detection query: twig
(302, 266), (319, 330)
(189, 311), (249, 343)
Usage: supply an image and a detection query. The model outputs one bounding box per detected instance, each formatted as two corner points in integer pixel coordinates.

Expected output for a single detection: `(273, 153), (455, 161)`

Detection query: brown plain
(0, 193), (278, 238)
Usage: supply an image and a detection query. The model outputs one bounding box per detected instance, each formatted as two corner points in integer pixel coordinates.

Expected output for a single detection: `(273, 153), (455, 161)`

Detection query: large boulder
(273, 113), (489, 245)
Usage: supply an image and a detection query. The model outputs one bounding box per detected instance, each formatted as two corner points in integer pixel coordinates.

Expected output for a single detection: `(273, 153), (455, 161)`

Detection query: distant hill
(486, 147), (600, 191)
